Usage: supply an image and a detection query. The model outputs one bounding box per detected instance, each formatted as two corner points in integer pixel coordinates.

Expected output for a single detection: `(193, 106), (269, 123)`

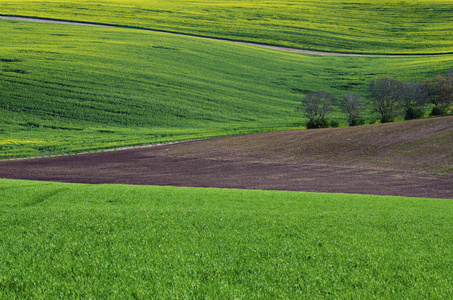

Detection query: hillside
(1, 19), (452, 159)
(1, 2), (453, 298)
(1, 0), (452, 54)
(1, 116), (452, 198)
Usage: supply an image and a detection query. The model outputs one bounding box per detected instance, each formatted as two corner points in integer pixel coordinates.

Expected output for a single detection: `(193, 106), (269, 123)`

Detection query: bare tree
(340, 92), (365, 126)
(298, 90), (336, 128)
(423, 74), (453, 115)
(402, 81), (427, 120)
(369, 77), (404, 123)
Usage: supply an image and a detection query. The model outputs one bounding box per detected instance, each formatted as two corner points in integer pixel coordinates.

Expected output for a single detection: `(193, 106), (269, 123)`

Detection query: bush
(350, 118), (366, 126)
(404, 107), (425, 120)
(306, 119), (340, 129)
(380, 116), (394, 123)
(306, 118), (329, 129)
(329, 120), (340, 127)
(430, 106), (449, 116)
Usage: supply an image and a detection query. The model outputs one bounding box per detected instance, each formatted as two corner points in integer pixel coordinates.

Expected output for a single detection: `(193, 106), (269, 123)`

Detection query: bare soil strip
(0, 15), (425, 57)
(1, 117), (452, 199)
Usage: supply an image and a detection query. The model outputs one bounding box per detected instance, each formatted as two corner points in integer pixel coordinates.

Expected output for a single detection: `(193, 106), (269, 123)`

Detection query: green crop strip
(0, 0), (452, 54)
(435, 167), (453, 174)
(1, 20), (452, 158)
(1, 178), (452, 298)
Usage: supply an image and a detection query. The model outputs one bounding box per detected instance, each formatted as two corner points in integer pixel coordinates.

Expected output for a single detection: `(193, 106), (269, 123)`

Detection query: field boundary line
(0, 140), (192, 162)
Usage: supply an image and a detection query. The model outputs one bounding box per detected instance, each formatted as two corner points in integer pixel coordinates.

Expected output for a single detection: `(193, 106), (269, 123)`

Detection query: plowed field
(1, 116), (452, 199)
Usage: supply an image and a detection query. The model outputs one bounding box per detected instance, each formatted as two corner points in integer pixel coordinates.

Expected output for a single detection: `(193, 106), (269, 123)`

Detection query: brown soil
(1, 116), (452, 199)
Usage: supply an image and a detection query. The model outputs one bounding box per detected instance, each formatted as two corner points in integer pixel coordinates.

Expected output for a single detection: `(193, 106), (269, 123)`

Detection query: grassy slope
(1, 179), (453, 298)
(1, 19), (452, 158)
(1, 0), (452, 54)
(1, 3), (452, 297)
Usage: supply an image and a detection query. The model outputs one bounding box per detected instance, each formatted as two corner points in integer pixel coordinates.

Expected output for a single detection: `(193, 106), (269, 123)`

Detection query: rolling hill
(1, 19), (452, 159)
(1, 116), (451, 198)
(1, 0), (452, 54)
(1, 2), (453, 298)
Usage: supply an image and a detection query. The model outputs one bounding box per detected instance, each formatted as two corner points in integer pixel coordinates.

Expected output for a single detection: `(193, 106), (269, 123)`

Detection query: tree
(402, 81), (427, 120)
(340, 92), (365, 126)
(298, 90), (336, 129)
(369, 77), (404, 123)
(423, 74), (453, 116)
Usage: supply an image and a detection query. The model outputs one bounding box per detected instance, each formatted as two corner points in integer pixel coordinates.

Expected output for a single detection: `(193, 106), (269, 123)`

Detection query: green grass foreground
(1, 20), (452, 158)
(0, 179), (452, 298)
(1, 0), (452, 54)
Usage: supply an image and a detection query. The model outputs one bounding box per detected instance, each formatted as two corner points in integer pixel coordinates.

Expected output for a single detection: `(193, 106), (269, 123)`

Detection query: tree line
(298, 71), (453, 129)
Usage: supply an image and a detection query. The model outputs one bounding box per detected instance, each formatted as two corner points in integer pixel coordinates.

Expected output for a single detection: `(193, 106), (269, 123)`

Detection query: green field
(1, 0), (452, 54)
(1, 179), (452, 298)
(1, 2), (453, 297)
(1, 19), (452, 158)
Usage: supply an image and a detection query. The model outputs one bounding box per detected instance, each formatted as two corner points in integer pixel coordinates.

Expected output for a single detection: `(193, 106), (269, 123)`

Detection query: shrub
(306, 119), (340, 129)
(404, 107), (425, 120)
(368, 118), (377, 125)
(306, 118), (329, 129)
(330, 120), (340, 127)
(351, 118), (366, 126)
(430, 106), (449, 116)
(380, 115), (394, 123)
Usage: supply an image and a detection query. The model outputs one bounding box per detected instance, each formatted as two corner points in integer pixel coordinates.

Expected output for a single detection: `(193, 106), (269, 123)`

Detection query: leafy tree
(298, 90), (336, 129)
(369, 77), (404, 123)
(340, 92), (365, 126)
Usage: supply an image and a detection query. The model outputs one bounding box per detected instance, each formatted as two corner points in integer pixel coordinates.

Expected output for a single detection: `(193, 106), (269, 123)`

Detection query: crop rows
(1, 0), (452, 54)
(1, 2), (452, 298)
(1, 20), (452, 158)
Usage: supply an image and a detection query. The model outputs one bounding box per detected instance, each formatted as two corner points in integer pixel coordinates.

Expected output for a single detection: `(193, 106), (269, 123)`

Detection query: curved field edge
(1, 20), (453, 159)
(1, 178), (452, 298)
(0, 0), (452, 55)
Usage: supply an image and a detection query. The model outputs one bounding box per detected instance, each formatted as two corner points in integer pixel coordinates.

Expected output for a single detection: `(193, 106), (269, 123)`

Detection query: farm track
(1, 117), (452, 199)
(0, 15), (442, 57)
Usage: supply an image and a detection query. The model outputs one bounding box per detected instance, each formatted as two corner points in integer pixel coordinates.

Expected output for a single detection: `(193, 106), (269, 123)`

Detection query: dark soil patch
(1, 116), (452, 199)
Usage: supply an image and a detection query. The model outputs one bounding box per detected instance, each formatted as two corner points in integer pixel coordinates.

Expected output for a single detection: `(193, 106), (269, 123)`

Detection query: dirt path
(0, 15), (423, 57)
